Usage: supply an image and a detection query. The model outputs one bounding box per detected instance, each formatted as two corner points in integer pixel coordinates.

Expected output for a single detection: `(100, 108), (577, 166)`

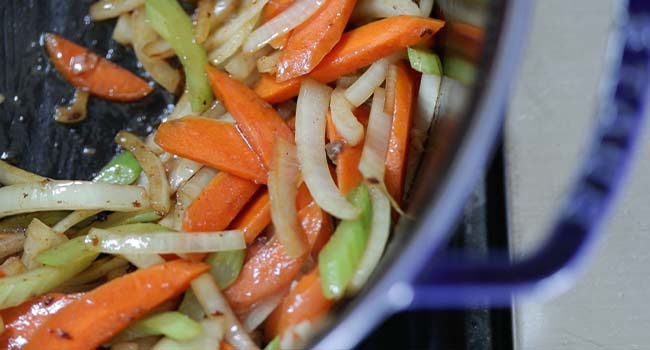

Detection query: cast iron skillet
(2, 0), (649, 349)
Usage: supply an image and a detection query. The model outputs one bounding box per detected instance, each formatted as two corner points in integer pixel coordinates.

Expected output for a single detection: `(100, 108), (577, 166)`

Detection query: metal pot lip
(311, 0), (534, 348)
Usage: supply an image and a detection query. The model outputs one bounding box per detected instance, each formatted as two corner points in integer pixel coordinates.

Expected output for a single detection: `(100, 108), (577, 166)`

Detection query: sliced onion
(124, 253), (165, 269)
(166, 157), (203, 193)
(359, 88), (391, 183)
(112, 14), (133, 45)
(0, 234), (25, 261)
(204, 0), (269, 50)
(269, 139), (307, 259)
(111, 342), (138, 350)
(145, 132), (165, 155)
(143, 39), (175, 59)
(348, 186), (390, 293)
(201, 99), (228, 119)
(0, 256), (27, 277)
(336, 74), (361, 89)
(242, 288), (288, 332)
(194, 0), (216, 44)
(276, 100), (297, 120)
(223, 50), (256, 81)
(52, 209), (102, 234)
(116, 131), (171, 215)
(159, 167), (217, 231)
(344, 58), (390, 107)
(242, 0), (325, 53)
(0, 160), (46, 185)
(22, 219), (68, 269)
(0, 181), (150, 219)
(131, 8), (181, 93)
(165, 91), (193, 122)
(86, 228), (244, 254)
(54, 89), (89, 124)
(352, 0), (421, 23)
(153, 317), (224, 350)
(383, 64), (398, 115)
(90, 0), (144, 21)
(65, 256), (129, 286)
(296, 79), (360, 220)
(280, 321), (314, 350)
(190, 273), (260, 350)
(405, 73), (441, 194)
(208, 14), (259, 66)
(330, 88), (364, 146)
(419, 0), (435, 16)
(256, 50), (280, 74)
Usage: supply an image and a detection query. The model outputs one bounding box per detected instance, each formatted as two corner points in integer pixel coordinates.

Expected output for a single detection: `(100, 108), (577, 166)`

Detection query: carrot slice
(328, 106), (370, 194)
(155, 117), (268, 184)
(24, 260), (208, 350)
(183, 172), (260, 232)
(221, 341), (237, 350)
(276, 0), (357, 81)
(265, 268), (333, 340)
(230, 190), (272, 243)
(224, 202), (333, 312)
(44, 33), (153, 101)
(0, 294), (81, 349)
(206, 66), (294, 167)
(255, 16), (444, 103)
(385, 63), (417, 204)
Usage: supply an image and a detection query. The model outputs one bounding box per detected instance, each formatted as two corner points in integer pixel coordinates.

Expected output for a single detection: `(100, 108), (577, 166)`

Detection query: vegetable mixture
(0, 0), (447, 348)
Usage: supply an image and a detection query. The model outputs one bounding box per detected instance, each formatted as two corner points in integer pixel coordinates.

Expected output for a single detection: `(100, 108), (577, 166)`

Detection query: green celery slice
(318, 184), (372, 299)
(129, 311), (202, 341)
(146, 0), (213, 112)
(264, 336), (280, 350)
(178, 290), (206, 321)
(407, 47), (443, 76)
(444, 56), (477, 85)
(205, 249), (245, 289)
(108, 223), (173, 234)
(93, 151), (142, 185)
(35, 236), (89, 267)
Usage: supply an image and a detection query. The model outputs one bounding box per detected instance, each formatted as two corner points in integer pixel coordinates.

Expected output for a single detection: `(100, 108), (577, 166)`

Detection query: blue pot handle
(410, 0), (650, 308)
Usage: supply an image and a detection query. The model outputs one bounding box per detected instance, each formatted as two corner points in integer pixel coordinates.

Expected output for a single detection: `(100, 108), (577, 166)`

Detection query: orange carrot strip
(24, 260), (208, 350)
(221, 341), (237, 350)
(385, 63), (416, 204)
(255, 16), (445, 103)
(230, 190), (272, 243)
(156, 117), (268, 184)
(328, 106), (370, 194)
(183, 172), (260, 232)
(44, 33), (153, 102)
(206, 66), (294, 167)
(224, 201), (332, 312)
(265, 268), (333, 340)
(276, 0), (357, 82)
(0, 294), (81, 349)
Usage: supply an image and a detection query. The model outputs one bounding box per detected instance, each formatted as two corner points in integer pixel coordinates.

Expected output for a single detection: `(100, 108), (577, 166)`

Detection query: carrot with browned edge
(0, 294), (81, 349)
(23, 260), (208, 350)
(265, 268), (334, 340)
(206, 66), (294, 167)
(255, 16), (444, 103)
(276, 0), (357, 81)
(183, 172), (260, 232)
(224, 203), (333, 313)
(155, 117), (268, 184)
(44, 33), (153, 101)
(385, 62), (417, 204)
(328, 106), (370, 194)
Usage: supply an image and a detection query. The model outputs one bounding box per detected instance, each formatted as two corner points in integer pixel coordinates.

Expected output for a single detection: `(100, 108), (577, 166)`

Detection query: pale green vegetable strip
(407, 47), (442, 76)
(129, 311), (202, 341)
(205, 249), (245, 289)
(264, 336), (280, 350)
(318, 184), (372, 299)
(93, 151), (143, 185)
(0, 249), (98, 308)
(74, 209), (162, 236)
(146, 0), (213, 112)
(153, 317), (224, 350)
(178, 290), (206, 321)
(35, 236), (89, 267)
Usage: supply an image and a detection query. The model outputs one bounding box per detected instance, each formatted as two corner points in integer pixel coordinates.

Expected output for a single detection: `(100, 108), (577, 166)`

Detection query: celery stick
(75, 209), (162, 236)
(318, 185), (372, 299)
(407, 47), (443, 76)
(178, 290), (206, 321)
(264, 337), (280, 350)
(109, 223), (173, 234)
(93, 152), (142, 185)
(444, 56), (477, 85)
(129, 311), (202, 341)
(146, 0), (213, 112)
(0, 249), (98, 308)
(204, 249), (245, 289)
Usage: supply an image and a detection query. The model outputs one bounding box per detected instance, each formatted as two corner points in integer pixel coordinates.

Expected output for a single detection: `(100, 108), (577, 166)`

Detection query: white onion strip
(330, 88), (364, 146)
(359, 88), (391, 183)
(112, 13), (133, 45)
(352, 0), (421, 23)
(208, 14), (259, 66)
(89, 0), (144, 21)
(0, 160), (46, 185)
(269, 139), (307, 259)
(0, 181), (149, 219)
(242, 288), (288, 332)
(116, 131), (171, 215)
(0, 234), (26, 261)
(123, 253), (165, 269)
(52, 209), (102, 234)
(419, 0), (435, 17)
(159, 167), (218, 231)
(204, 0), (269, 50)
(154, 317), (224, 350)
(348, 186), (391, 292)
(86, 228), (244, 254)
(167, 157), (203, 193)
(190, 273), (260, 350)
(242, 0), (325, 53)
(22, 219), (68, 269)
(296, 79), (360, 220)
(344, 58), (390, 107)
